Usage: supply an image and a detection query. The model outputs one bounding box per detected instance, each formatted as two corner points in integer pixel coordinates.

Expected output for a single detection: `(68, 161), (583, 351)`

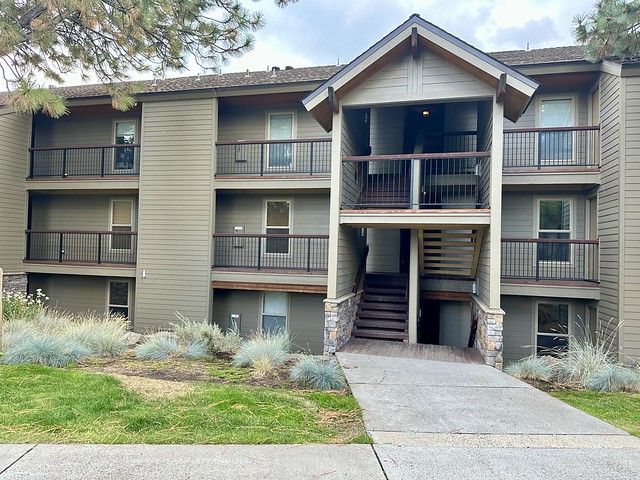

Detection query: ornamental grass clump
(172, 313), (242, 356)
(64, 312), (129, 357)
(134, 333), (208, 361)
(553, 336), (617, 386)
(233, 331), (290, 370)
(2, 336), (90, 368)
(584, 364), (640, 393)
(504, 355), (556, 382)
(290, 356), (346, 391)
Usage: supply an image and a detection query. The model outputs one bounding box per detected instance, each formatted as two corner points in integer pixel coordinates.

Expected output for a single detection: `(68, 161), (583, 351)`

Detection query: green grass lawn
(552, 390), (640, 437)
(0, 365), (370, 444)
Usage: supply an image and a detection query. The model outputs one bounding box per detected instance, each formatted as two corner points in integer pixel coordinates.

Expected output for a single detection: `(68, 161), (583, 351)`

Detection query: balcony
(25, 231), (138, 265)
(215, 139), (331, 177)
(211, 234), (329, 293)
(29, 145), (141, 179)
(501, 238), (599, 284)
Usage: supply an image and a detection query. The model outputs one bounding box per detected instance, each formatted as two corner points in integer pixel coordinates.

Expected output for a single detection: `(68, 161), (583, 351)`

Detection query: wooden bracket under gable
(411, 27), (419, 59)
(496, 73), (507, 104)
(328, 86), (339, 114)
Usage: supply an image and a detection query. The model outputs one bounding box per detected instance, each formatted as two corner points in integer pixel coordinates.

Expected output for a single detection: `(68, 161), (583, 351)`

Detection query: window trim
(535, 197), (575, 264)
(265, 110), (296, 170)
(261, 290), (289, 333)
(263, 198), (293, 256)
(534, 300), (573, 354)
(112, 118), (138, 171)
(106, 278), (131, 320)
(108, 198), (135, 252)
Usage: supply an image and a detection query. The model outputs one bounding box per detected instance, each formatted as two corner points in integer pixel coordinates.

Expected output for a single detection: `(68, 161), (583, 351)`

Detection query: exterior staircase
(353, 273), (409, 341)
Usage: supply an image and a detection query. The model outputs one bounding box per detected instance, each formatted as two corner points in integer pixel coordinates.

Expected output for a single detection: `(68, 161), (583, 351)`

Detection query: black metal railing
(503, 126), (600, 169)
(29, 145), (141, 178)
(501, 238), (599, 282)
(25, 231), (138, 264)
(212, 234), (329, 272)
(341, 152), (491, 209)
(216, 138), (331, 176)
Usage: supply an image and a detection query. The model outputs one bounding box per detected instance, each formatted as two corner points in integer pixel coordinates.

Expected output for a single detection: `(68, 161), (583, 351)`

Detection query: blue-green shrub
(505, 356), (555, 382)
(233, 331), (290, 368)
(290, 356), (346, 390)
(3, 336), (90, 367)
(585, 364), (640, 393)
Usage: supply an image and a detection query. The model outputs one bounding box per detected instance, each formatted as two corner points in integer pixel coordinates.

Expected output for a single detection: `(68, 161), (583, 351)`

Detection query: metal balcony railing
(215, 138), (331, 176)
(503, 126), (600, 169)
(341, 152), (491, 209)
(29, 145), (141, 178)
(501, 238), (599, 282)
(212, 234), (329, 272)
(25, 231), (138, 265)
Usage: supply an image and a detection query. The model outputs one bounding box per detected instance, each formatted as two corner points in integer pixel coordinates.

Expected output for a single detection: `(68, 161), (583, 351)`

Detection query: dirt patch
(75, 352), (306, 391)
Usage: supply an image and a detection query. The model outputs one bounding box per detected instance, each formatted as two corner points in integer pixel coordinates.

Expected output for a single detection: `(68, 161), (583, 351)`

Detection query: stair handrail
(352, 245), (370, 294)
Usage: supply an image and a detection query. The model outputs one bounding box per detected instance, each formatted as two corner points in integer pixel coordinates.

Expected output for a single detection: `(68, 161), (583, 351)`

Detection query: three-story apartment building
(1, 15), (639, 367)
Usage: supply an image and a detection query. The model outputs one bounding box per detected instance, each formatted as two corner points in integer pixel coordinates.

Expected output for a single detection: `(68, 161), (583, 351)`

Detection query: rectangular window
(539, 98), (573, 163)
(114, 120), (136, 170)
(108, 280), (130, 319)
(537, 302), (570, 354)
(267, 113), (293, 168)
(262, 291), (287, 333)
(110, 199), (133, 250)
(265, 200), (290, 254)
(538, 199), (571, 262)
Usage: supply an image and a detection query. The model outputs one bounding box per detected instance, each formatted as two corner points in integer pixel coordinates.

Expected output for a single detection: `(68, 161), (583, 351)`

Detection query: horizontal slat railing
(501, 238), (599, 282)
(503, 126), (600, 169)
(29, 145), (141, 178)
(215, 138), (331, 176)
(341, 152), (491, 209)
(25, 231), (137, 265)
(212, 234), (329, 272)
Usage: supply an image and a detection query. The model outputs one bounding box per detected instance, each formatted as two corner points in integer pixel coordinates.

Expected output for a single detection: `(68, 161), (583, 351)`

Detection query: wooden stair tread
(352, 329), (408, 340)
(354, 319), (408, 330)
(359, 302), (408, 311)
(356, 310), (408, 320)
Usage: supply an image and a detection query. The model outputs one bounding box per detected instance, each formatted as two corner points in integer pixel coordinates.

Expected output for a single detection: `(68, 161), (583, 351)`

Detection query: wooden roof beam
(328, 86), (339, 114)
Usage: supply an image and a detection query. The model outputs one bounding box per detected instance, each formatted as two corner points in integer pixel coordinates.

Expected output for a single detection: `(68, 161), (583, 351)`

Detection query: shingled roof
(0, 45), (591, 105)
(490, 45), (588, 66)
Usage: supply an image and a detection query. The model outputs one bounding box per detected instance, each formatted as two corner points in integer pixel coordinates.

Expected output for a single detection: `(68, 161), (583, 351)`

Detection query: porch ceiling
(339, 210), (491, 228)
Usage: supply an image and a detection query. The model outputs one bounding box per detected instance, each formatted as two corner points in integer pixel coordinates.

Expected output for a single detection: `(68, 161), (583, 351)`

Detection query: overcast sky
(218, 0), (596, 74)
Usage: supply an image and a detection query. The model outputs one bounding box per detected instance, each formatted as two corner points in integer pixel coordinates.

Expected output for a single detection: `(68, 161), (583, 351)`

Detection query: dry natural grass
(109, 374), (195, 400)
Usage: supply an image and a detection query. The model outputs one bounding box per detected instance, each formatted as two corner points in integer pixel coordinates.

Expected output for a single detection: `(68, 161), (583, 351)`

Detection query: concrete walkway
(2, 353), (640, 479)
(337, 351), (640, 479)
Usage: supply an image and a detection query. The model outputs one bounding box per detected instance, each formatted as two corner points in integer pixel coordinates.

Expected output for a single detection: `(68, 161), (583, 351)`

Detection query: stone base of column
(1, 272), (28, 295)
(323, 292), (362, 355)
(471, 295), (504, 370)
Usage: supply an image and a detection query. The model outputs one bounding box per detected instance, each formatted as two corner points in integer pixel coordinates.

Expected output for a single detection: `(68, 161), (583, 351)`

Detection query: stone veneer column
(323, 292), (362, 355)
(471, 295), (504, 369)
(1, 272), (27, 294)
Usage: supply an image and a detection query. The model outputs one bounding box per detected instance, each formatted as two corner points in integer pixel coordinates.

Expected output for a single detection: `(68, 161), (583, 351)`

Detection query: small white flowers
(2, 289), (49, 320)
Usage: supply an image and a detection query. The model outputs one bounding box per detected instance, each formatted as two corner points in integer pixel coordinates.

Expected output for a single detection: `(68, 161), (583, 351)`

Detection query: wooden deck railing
(503, 126), (600, 169)
(215, 138), (331, 176)
(501, 238), (599, 282)
(212, 234), (329, 272)
(25, 230), (138, 264)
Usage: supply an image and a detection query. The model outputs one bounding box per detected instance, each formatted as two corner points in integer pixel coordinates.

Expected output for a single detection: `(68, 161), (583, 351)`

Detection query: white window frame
(112, 118), (138, 172)
(535, 197), (574, 265)
(261, 291), (288, 333)
(534, 300), (573, 354)
(109, 198), (135, 252)
(535, 95), (577, 165)
(265, 110), (296, 170)
(263, 199), (292, 256)
(107, 279), (131, 319)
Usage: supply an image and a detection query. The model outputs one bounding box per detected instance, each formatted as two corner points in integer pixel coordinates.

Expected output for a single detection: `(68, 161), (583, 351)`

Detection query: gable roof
(302, 14), (539, 130)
